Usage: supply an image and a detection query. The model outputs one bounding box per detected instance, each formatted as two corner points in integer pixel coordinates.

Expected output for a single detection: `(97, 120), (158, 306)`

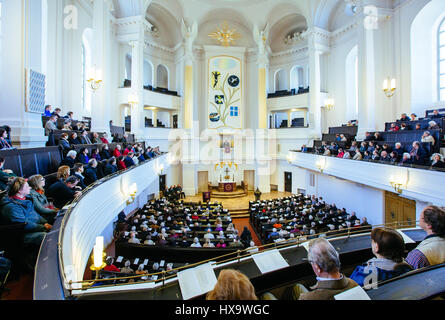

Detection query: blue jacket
(104, 164), (118, 176)
(350, 260), (412, 287)
(77, 154), (90, 165)
(0, 196), (48, 246)
(124, 157), (135, 168)
(83, 166), (98, 186)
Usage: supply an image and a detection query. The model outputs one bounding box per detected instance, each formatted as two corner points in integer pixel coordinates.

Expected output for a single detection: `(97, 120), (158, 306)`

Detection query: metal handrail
(67, 220), (421, 292)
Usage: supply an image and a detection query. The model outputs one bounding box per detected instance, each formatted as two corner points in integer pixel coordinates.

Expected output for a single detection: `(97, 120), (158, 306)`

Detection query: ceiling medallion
(208, 21), (242, 47)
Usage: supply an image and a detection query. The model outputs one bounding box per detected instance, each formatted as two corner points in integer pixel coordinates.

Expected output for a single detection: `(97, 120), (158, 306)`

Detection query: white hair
(307, 238), (341, 273)
(67, 150), (77, 158)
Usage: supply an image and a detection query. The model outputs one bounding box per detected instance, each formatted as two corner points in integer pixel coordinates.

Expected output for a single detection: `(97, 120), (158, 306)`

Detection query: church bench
(0, 146), (62, 178)
(425, 108), (445, 117)
(328, 126), (358, 136)
(385, 119), (443, 131)
(115, 241), (239, 264)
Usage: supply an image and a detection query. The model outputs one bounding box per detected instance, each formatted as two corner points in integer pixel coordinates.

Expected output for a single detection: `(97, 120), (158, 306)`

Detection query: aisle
(232, 217), (262, 247)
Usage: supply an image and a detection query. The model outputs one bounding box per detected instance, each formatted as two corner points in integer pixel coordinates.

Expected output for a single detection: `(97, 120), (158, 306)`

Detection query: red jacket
(113, 149), (121, 158)
(104, 265), (120, 272)
(117, 160), (127, 170)
(100, 137), (110, 144)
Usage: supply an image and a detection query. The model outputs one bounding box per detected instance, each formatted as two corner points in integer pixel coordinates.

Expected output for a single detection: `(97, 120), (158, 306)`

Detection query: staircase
(229, 208), (250, 219)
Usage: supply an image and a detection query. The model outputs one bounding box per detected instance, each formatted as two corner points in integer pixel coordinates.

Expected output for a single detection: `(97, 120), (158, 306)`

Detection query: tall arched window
(81, 44), (86, 109)
(438, 17), (445, 101)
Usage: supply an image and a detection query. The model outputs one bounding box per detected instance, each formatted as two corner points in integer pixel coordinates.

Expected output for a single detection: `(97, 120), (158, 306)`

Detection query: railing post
(162, 270), (166, 287)
(237, 250), (241, 263)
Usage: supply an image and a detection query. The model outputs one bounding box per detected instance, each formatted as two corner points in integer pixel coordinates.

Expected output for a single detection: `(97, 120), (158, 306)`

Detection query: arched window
(82, 29), (93, 113)
(438, 17), (445, 101)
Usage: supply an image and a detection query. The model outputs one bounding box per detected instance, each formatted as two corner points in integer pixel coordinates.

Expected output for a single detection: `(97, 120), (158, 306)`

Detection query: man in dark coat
(83, 159), (99, 186)
(47, 176), (81, 209)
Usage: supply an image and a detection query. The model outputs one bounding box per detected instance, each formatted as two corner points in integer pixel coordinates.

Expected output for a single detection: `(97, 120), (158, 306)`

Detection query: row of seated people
(387, 119), (441, 132)
(0, 148), (163, 270)
(118, 197), (253, 249)
(250, 194), (370, 244)
(43, 106), (90, 129)
(315, 140), (444, 168)
(261, 205), (445, 300)
(92, 205), (445, 299)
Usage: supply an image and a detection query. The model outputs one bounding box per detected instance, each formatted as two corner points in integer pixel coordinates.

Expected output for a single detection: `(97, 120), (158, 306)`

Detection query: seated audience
(262, 238), (357, 300)
(113, 144), (122, 158)
(62, 120), (73, 131)
(100, 133), (110, 144)
(79, 130), (92, 145)
(364, 132), (373, 142)
(352, 151), (363, 161)
(406, 206), (445, 269)
(58, 133), (71, 154)
(430, 153), (445, 169)
(0, 128), (13, 150)
(83, 159), (99, 186)
(46, 175), (82, 209)
(400, 123), (408, 131)
(409, 141), (427, 165)
(91, 148), (102, 162)
(380, 151), (391, 162)
(204, 239), (215, 248)
(104, 157), (118, 176)
(206, 269), (258, 300)
(91, 132), (101, 144)
(117, 156), (127, 170)
(363, 151), (371, 160)
(374, 132), (383, 141)
(421, 131), (435, 145)
(63, 111), (74, 120)
(128, 232), (141, 244)
(343, 152), (351, 159)
(69, 132), (81, 145)
(104, 257), (120, 272)
(77, 147), (90, 165)
(415, 123), (422, 131)
(190, 237), (202, 248)
(71, 163), (87, 189)
(43, 105), (52, 117)
(99, 145), (111, 160)
(0, 177), (52, 248)
(389, 151), (399, 164)
(60, 150), (77, 168)
(394, 142), (404, 158)
(430, 109), (442, 119)
(410, 113), (418, 121)
(401, 153), (413, 165)
(28, 175), (58, 223)
(51, 108), (62, 119)
(389, 123), (400, 132)
(124, 152), (135, 169)
(44, 115), (57, 136)
(337, 148), (345, 158)
(57, 165), (71, 182)
(0, 158), (17, 191)
(120, 260), (134, 274)
(372, 150), (381, 161)
(350, 228), (412, 287)
(428, 121), (440, 130)
(399, 113), (411, 121)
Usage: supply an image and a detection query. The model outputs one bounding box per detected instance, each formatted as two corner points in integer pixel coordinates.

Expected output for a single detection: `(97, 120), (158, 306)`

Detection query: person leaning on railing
(349, 228), (412, 287)
(406, 206), (445, 270)
(46, 175), (82, 209)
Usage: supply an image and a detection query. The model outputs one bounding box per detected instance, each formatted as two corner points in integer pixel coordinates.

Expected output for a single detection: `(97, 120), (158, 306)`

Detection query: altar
(218, 182), (236, 193)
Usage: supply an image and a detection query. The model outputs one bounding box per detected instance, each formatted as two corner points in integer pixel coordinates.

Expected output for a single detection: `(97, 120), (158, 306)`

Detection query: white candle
(391, 79), (396, 90)
(383, 79), (389, 91)
(95, 236), (104, 255)
(93, 245), (102, 268)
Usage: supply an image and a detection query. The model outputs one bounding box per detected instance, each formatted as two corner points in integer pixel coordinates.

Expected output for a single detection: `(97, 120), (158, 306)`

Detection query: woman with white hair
(121, 260), (134, 274)
(203, 239), (215, 248)
(428, 120), (440, 130)
(421, 131), (435, 145)
(401, 152), (413, 165)
(190, 237), (202, 248)
(217, 231), (226, 239)
(430, 153), (445, 169)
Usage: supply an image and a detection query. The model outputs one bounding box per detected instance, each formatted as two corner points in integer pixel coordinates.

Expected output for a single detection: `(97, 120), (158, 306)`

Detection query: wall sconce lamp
(324, 98), (334, 111)
(128, 94), (139, 107)
(316, 158), (326, 173)
(390, 181), (403, 194)
(389, 174), (406, 194)
(87, 66), (103, 92)
(383, 78), (396, 98)
(126, 191), (137, 205)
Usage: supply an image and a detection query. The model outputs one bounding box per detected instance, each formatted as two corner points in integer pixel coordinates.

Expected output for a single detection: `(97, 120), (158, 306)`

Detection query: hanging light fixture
(383, 78), (397, 98)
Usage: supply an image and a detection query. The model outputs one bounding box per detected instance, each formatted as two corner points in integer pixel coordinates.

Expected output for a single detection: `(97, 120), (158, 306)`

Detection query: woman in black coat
(240, 227), (252, 248)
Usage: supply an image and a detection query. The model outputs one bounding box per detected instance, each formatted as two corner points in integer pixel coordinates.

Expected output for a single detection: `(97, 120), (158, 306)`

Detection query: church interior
(0, 0), (445, 303)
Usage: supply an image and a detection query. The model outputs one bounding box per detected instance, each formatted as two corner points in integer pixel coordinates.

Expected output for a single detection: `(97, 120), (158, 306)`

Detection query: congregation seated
(43, 105), (52, 117)
(46, 175), (81, 209)
(99, 144), (112, 160)
(113, 144), (122, 158)
(58, 133), (71, 155)
(27, 175), (58, 224)
(0, 177), (52, 260)
(349, 228), (413, 287)
(430, 153), (445, 169)
(91, 148), (102, 162)
(68, 132), (81, 145)
(60, 150), (77, 168)
(262, 238), (358, 300)
(51, 108), (62, 119)
(429, 109), (443, 119)
(123, 153), (135, 168)
(117, 156), (126, 170)
(83, 159), (99, 186)
(91, 132), (102, 145)
(406, 206), (445, 270)
(44, 115), (57, 136)
(71, 163), (87, 190)
(77, 147), (90, 165)
(62, 119), (73, 131)
(0, 158), (17, 191)
(0, 128), (14, 150)
(104, 157), (118, 176)
(79, 130), (93, 145)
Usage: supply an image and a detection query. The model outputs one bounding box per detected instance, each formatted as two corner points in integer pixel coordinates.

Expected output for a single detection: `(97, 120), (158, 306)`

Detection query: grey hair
(403, 153), (411, 159)
(307, 238), (341, 273)
(67, 150), (77, 158)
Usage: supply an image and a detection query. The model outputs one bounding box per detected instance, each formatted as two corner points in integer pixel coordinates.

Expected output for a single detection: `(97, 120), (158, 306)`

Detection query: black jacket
(100, 149), (111, 160)
(60, 157), (75, 168)
(47, 180), (77, 209)
(84, 166), (98, 186)
(104, 163), (118, 176)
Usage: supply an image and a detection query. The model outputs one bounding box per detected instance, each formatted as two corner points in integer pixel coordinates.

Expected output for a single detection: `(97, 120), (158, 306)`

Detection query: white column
(129, 21), (145, 140)
(90, 0), (111, 135)
(308, 33), (322, 139)
(0, 0), (46, 148)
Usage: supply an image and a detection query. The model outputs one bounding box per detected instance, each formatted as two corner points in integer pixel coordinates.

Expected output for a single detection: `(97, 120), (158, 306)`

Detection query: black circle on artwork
(228, 75), (240, 87)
